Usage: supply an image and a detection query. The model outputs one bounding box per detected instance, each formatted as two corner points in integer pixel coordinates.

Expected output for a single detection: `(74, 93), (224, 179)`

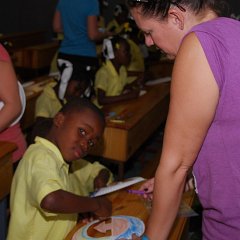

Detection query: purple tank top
(189, 18), (240, 239)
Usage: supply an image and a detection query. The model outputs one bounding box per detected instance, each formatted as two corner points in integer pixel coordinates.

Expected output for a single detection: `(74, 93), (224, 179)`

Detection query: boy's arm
(40, 189), (112, 218)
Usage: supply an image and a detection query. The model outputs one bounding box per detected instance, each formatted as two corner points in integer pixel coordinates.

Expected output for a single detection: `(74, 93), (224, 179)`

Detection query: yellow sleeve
(70, 159), (113, 196)
(29, 150), (66, 217)
(94, 67), (109, 93)
(35, 93), (52, 118)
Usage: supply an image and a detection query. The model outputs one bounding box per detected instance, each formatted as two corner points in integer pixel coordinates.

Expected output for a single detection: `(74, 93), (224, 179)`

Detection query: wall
(0, 0), (58, 39)
(0, 0), (239, 36)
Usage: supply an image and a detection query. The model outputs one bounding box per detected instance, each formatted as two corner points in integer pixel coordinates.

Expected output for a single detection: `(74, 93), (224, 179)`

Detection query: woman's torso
(191, 17), (240, 239)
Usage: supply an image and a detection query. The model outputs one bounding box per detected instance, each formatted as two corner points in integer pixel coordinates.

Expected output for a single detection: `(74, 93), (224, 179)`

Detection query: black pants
(58, 52), (99, 81)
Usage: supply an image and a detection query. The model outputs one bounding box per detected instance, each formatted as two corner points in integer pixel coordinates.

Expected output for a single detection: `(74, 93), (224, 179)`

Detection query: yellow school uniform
(127, 39), (145, 83)
(35, 81), (65, 118)
(94, 60), (128, 106)
(106, 19), (124, 34)
(7, 137), (77, 240)
(70, 159), (113, 196)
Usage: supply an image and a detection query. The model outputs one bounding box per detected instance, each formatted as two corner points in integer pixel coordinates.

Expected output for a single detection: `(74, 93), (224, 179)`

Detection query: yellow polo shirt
(7, 137), (77, 240)
(70, 159), (113, 196)
(35, 82), (65, 118)
(94, 60), (128, 96)
(127, 39), (145, 83)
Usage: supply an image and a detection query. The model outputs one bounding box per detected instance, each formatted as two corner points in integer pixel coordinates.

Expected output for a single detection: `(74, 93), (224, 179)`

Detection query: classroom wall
(0, 0), (239, 36)
(0, 0), (58, 39)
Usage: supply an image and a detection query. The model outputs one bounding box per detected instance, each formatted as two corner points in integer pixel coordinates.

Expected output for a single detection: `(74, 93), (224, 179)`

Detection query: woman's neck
(185, 9), (219, 31)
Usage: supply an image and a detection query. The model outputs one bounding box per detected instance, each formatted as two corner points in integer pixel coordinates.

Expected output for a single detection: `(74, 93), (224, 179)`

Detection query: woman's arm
(52, 10), (63, 33)
(0, 60), (21, 132)
(88, 15), (111, 42)
(146, 33), (219, 239)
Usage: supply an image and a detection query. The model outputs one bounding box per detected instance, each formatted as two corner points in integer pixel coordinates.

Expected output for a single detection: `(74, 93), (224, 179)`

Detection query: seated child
(29, 115), (113, 197)
(35, 69), (91, 120)
(7, 98), (112, 240)
(30, 70), (91, 144)
(94, 36), (142, 106)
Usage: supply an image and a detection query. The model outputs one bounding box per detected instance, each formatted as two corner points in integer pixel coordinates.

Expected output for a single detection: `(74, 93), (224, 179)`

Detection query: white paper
(145, 77), (171, 86)
(90, 177), (145, 197)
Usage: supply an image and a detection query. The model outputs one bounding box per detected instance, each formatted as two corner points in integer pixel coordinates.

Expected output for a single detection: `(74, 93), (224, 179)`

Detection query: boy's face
(53, 109), (104, 162)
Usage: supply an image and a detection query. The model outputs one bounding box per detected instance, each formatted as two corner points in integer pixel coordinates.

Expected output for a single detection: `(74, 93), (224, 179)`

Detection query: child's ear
(53, 112), (65, 127)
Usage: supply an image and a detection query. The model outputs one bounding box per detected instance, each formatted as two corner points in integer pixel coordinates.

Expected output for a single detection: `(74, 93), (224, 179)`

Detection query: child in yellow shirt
(7, 98), (112, 240)
(94, 36), (142, 106)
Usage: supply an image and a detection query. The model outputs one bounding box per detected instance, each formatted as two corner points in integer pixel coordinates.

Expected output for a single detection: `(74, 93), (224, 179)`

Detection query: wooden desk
(0, 31), (59, 79)
(146, 58), (174, 80)
(21, 75), (55, 130)
(65, 186), (195, 240)
(91, 83), (170, 179)
(0, 141), (16, 240)
(14, 41), (59, 69)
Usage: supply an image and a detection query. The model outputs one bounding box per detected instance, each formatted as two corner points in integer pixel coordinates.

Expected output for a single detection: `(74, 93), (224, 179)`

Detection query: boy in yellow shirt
(7, 98), (112, 240)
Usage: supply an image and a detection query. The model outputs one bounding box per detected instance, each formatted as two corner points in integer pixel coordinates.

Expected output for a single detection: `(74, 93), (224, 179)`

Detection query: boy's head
(64, 71), (92, 102)
(102, 36), (131, 67)
(47, 98), (105, 162)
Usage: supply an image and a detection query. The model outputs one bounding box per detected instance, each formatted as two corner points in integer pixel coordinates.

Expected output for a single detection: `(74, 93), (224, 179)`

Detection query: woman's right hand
(139, 178), (155, 200)
(94, 197), (112, 218)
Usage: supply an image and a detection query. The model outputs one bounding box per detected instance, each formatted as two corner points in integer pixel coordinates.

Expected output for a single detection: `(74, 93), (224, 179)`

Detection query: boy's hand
(94, 169), (110, 190)
(94, 197), (112, 218)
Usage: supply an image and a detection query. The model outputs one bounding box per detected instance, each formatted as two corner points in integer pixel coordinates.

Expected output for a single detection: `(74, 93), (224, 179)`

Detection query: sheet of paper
(145, 77), (171, 86)
(90, 177), (145, 197)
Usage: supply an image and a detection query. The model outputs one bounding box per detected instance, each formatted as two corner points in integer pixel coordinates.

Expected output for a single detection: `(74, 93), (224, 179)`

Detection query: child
(29, 113), (113, 197)
(35, 69), (91, 120)
(7, 98), (112, 240)
(94, 36), (141, 106)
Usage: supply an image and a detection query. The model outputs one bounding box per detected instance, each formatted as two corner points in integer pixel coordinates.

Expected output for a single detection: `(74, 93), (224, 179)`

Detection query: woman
(127, 0), (240, 239)
(0, 43), (26, 163)
(52, 0), (112, 97)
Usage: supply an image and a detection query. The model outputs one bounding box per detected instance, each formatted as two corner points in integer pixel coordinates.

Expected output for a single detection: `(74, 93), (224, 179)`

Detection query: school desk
(0, 31), (59, 79)
(64, 185), (195, 240)
(90, 82), (170, 180)
(0, 141), (16, 240)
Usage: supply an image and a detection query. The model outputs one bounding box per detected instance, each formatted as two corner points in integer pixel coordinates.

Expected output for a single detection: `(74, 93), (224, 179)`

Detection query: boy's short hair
(59, 98), (105, 125)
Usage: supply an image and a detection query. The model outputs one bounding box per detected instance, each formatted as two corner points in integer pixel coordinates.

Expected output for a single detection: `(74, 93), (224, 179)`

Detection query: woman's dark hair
(126, 0), (229, 19)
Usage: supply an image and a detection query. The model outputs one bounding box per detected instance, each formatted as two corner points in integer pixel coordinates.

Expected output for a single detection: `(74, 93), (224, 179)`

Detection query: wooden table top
(23, 75), (55, 100)
(65, 183), (195, 240)
(103, 82), (170, 130)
